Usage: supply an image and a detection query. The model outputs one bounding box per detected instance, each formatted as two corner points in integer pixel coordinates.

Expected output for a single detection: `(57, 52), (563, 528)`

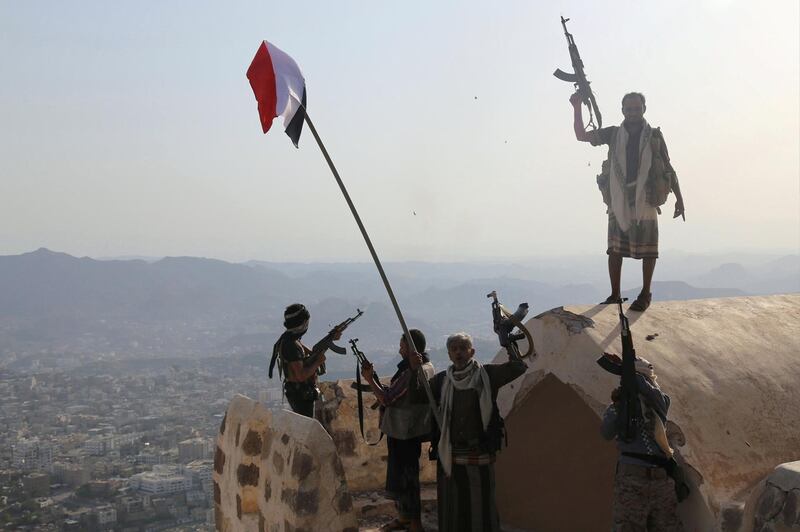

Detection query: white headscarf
(636, 357), (673, 458)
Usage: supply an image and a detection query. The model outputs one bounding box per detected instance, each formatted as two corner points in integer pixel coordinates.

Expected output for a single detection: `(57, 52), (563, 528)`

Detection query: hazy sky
(1, 1), (798, 262)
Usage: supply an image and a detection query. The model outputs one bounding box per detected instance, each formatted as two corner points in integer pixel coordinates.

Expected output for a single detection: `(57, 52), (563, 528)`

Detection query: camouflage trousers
(612, 463), (681, 531)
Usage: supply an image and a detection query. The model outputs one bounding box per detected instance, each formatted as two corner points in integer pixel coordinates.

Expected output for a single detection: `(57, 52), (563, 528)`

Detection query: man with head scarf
(571, 91), (686, 312)
(270, 303), (340, 418)
(600, 353), (682, 531)
(411, 332), (526, 532)
(361, 329), (435, 532)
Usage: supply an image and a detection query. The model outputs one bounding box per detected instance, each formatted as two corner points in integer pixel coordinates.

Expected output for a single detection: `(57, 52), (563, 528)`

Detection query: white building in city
(177, 438), (210, 462)
(12, 438), (53, 472)
(96, 505), (117, 527)
(184, 459), (213, 492)
(129, 465), (192, 495)
(83, 436), (114, 456)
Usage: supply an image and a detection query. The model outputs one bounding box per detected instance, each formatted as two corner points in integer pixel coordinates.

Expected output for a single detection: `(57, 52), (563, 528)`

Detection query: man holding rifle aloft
(571, 91), (686, 311)
(411, 332), (526, 532)
(360, 329), (435, 532)
(556, 18), (685, 312)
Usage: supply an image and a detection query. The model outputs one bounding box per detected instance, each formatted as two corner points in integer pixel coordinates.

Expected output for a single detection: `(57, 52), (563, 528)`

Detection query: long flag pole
(302, 112), (442, 429)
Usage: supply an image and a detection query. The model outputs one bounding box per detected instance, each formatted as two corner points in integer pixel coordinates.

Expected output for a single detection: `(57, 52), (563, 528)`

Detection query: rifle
(614, 299), (641, 442)
(307, 308), (364, 376)
(487, 290), (535, 361)
(349, 338), (383, 445)
(596, 303), (691, 501)
(554, 16), (603, 130)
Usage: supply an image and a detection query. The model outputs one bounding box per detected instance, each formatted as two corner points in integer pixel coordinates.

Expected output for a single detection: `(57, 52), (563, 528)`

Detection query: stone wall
(316, 379), (437, 492)
(213, 395), (357, 532)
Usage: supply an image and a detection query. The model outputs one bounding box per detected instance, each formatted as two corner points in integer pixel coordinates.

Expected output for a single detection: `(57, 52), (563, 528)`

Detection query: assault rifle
(596, 302), (691, 500)
(554, 16), (603, 129)
(349, 338), (383, 445)
(596, 299), (642, 442)
(308, 308), (364, 376)
(487, 291), (535, 361)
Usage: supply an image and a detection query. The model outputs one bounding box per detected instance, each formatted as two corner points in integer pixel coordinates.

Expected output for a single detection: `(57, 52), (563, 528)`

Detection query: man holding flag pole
(246, 37), (443, 441)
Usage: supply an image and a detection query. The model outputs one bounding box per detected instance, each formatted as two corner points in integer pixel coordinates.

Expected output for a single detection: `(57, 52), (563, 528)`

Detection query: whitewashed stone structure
(493, 295), (800, 532)
(213, 395), (357, 532)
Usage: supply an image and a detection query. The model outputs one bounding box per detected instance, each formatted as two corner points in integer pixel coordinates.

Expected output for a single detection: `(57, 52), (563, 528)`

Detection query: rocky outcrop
(493, 295), (800, 532)
(213, 395), (357, 532)
(316, 379), (437, 491)
(739, 461), (800, 532)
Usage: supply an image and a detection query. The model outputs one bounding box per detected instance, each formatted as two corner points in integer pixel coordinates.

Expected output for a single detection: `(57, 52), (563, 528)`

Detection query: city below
(1, 367), (283, 531)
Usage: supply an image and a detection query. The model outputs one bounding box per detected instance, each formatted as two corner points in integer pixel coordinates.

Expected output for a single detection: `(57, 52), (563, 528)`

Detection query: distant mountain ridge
(0, 248), (795, 374)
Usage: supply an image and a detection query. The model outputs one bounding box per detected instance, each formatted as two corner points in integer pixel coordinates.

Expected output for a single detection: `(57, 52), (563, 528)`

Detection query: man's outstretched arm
(570, 92), (592, 142)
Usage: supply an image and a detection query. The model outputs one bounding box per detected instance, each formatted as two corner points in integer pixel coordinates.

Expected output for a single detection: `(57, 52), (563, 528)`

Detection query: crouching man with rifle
(360, 329), (435, 532)
(268, 304), (361, 418)
(598, 300), (688, 531)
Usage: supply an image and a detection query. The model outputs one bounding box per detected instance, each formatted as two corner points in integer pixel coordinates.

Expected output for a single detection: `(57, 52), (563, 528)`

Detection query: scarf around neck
(635, 357), (673, 458)
(609, 119), (653, 232)
(437, 358), (492, 476)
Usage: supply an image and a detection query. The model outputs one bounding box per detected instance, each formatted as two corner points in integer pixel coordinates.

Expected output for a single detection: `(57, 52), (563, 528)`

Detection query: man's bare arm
(570, 92), (592, 142)
(285, 356), (325, 382)
(672, 179), (685, 221)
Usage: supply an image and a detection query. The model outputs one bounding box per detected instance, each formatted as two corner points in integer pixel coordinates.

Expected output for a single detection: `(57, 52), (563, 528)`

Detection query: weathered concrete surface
(317, 379), (436, 492)
(213, 394), (357, 532)
(493, 295), (800, 532)
(742, 461), (800, 532)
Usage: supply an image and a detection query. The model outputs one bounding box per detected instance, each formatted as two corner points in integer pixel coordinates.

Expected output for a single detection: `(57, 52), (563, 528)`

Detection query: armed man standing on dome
(571, 91), (686, 311)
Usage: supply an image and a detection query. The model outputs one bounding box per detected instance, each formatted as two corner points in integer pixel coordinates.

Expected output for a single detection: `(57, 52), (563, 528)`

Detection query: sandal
(600, 295), (623, 305)
(379, 518), (410, 531)
(629, 292), (652, 312)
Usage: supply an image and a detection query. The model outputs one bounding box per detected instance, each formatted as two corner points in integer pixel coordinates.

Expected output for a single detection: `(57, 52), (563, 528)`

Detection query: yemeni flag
(247, 41), (307, 147)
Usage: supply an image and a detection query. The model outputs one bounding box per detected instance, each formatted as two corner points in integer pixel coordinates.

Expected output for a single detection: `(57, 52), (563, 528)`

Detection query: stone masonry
(213, 394), (357, 532)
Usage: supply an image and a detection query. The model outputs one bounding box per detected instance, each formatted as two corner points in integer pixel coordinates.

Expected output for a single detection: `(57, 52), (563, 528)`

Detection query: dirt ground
(354, 484), (438, 532)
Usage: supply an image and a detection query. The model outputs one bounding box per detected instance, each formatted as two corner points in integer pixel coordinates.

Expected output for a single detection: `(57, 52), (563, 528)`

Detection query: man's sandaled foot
(601, 295), (623, 304)
(379, 518), (410, 531)
(629, 292), (652, 312)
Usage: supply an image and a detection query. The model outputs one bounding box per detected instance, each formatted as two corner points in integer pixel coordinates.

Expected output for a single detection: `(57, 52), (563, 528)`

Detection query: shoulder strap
(268, 332), (287, 380)
(651, 127), (669, 153)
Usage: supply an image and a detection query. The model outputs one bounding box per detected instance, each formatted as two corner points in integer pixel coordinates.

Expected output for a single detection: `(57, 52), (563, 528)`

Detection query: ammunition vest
(380, 362), (435, 440)
(596, 127), (676, 208)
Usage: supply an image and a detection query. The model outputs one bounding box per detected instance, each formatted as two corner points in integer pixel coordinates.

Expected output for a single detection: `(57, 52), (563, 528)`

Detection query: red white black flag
(246, 41), (306, 147)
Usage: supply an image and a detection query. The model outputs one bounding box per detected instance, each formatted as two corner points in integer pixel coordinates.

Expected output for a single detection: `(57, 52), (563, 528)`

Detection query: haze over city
(1, 2), (799, 531)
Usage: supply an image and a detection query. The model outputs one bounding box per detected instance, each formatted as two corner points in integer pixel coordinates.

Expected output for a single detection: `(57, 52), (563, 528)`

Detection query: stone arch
(495, 373), (618, 531)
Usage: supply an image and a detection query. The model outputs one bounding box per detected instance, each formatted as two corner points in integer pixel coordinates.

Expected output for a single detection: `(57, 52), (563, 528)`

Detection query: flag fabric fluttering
(246, 41), (307, 147)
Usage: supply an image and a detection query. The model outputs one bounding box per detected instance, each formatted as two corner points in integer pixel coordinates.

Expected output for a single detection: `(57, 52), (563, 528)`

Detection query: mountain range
(0, 248), (796, 376)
